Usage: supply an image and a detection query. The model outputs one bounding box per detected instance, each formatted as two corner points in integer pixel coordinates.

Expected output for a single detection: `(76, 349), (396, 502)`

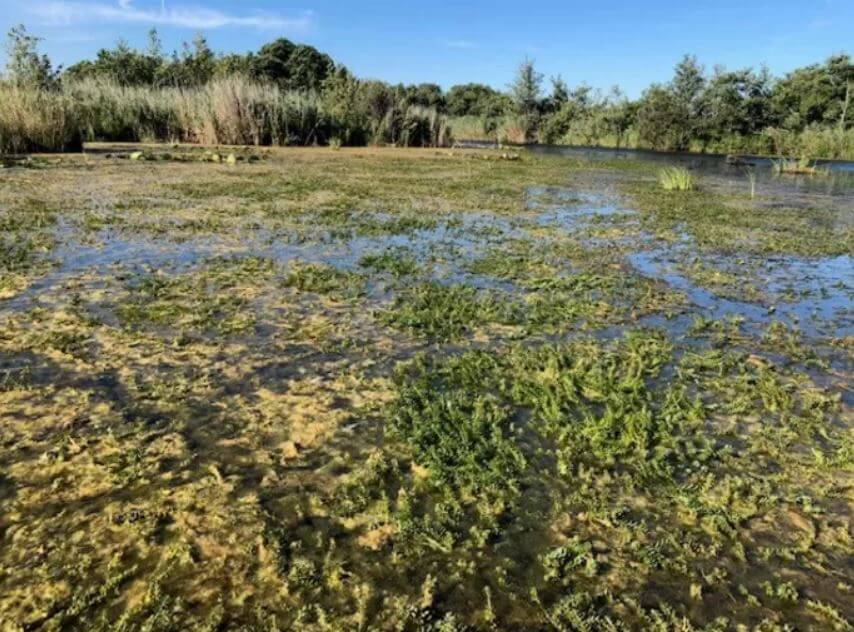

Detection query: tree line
(485, 54), (851, 157)
(2, 25), (852, 157)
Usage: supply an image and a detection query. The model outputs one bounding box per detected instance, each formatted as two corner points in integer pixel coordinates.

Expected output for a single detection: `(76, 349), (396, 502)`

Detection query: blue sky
(1, 0), (851, 96)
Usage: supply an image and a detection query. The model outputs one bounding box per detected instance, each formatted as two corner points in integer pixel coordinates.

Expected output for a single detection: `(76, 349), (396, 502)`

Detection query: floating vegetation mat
(0, 146), (852, 630)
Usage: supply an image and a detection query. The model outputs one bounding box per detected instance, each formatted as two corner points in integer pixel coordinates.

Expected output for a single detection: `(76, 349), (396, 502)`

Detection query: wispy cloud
(443, 39), (478, 50)
(807, 18), (832, 30)
(29, 0), (315, 31)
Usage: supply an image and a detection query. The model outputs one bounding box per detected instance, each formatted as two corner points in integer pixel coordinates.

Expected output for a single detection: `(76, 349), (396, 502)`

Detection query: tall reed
(0, 77), (452, 154)
(0, 83), (82, 153)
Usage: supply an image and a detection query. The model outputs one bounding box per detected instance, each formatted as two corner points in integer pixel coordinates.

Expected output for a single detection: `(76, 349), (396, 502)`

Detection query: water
(524, 187), (854, 340)
(5, 166), (851, 343)
(628, 249), (854, 339)
(526, 144), (854, 197)
(2, 212), (522, 311)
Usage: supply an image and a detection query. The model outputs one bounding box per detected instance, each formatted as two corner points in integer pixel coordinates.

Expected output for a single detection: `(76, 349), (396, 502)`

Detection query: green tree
(362, 80), (396, 121)
(152, 34), (216, 86)
(636, 84), (684, 150)
(4, 24), (59, 88)
(540, 82), (590, 143)
(699, 68), (747, 144)
(145, 27), (163, 59)
(771, 54), (853, 130)
(406, 83), (445, 109)
(669, 54), (705, 149)
(672, 54), (705, 108)
(697, 67), (772, 148)
(321, 66), (370, 144)
(180, 34), (216, 85)
(446, 83), (508, 117)
(215, 53), (254, 78)
(285, 44), (334, 90)
(251, 38), (296, 83)
(602, 86), (635, 148)
(509, 58), (544, 141)
(250, 38), (333, 90)
(509, 57), (543, 118)
(545, 75), (569, 113)
(64, 33), (163, 86)
(744, 65), (774, 133)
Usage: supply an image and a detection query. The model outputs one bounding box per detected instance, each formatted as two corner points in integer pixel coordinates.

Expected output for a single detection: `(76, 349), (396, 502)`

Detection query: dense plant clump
(658, 166), (695, 191)
(1, 26), (852, 156)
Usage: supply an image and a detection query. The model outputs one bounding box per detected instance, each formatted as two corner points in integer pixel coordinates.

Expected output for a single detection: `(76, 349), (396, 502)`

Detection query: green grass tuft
(658, 166), (695, 191)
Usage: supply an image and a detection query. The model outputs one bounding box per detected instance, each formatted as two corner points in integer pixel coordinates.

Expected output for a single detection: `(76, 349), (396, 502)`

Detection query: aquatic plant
(359, 249), (419, 277)
(771, 156), (820, 175)
(626, 177), (853, 255)
(283, 260), (364, 298)
(389, 358), (526, 494)
(0, 145), (851, 630)
(746, 167), (757, 198)
(658, 166), (695, 191)
(380, 282), (513, 340)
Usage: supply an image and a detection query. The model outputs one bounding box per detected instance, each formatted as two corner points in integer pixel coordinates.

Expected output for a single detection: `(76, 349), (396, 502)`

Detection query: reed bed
(0, 77), (452, 153)
(0, 84), (82, 153)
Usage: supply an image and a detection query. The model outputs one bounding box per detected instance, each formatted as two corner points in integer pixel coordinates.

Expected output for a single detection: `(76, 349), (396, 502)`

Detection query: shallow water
(525, 187), (854, 340)
(526, 144), (854, 198)
(1, 151), (852, 630)
(4, 211), (523, 311)
(628, 250), (853, 338)
(7, 180), (851, 345)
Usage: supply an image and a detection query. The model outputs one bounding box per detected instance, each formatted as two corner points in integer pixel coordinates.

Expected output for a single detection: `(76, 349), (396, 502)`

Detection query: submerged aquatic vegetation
(117, 258), (274, 334)
(625, 177), (853, 255)
(0, 198), (57, 296)
(0, 144), (851, 629)
(374, 327), (849, 626)
(283, 260), (365, 299)
(359, 248), (420, 277)
(390, 358), (526, 495)
(380, 282), (515, 340)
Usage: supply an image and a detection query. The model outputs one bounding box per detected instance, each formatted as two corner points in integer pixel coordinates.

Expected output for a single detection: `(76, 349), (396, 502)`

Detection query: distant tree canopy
(4, 24), (59, 89)
(62, 31), (335, 91)
(771, 54), (853, 130)
(634, 53), (852, 151)
(4, 24), (852, 156)
(251, 39), (335, 90)
(446, 83), (509, 117)
(405, 83), (445, 109)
